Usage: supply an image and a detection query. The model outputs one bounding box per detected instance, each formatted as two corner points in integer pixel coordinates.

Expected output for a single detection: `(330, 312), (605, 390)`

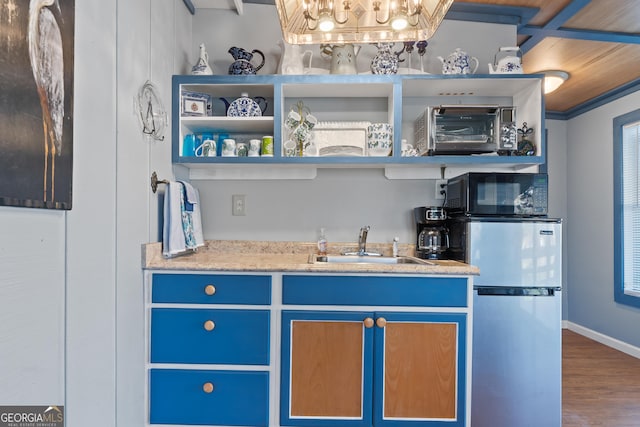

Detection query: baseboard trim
(563, 321), (640, 359)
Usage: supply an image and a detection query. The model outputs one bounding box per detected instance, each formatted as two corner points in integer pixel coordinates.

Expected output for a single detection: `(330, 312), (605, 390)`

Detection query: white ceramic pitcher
(278, 40), (313, 75)
(320, 44), (361, 74)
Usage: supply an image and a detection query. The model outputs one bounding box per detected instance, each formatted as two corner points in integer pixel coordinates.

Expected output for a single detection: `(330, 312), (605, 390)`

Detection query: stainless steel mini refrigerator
(449, 217), (562, 427)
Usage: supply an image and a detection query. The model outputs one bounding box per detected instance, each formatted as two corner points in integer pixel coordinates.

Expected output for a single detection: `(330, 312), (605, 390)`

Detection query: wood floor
(562, 329), (640, 426)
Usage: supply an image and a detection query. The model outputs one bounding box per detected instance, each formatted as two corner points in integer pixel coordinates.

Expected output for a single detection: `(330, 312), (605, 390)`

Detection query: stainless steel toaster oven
(414, 105), (517, 155)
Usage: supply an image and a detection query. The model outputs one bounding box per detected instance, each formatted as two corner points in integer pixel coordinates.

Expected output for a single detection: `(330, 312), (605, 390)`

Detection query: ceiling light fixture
(543, 70), (570, 94)
(275, 0), (453, 44)
(303, 0), (348, 32)
(374, 0), (419, 31)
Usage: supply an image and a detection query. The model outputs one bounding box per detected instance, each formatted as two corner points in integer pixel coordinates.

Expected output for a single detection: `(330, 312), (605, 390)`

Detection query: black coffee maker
(414, 206), (450, 259)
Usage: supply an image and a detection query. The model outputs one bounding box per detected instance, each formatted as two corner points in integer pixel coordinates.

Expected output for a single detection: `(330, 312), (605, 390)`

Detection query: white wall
(545, 119), (569, 318)
(64, 0), (118, 425)
(65, 1), (190, 426)
(0, 208), (66, 404)
(566, 91), (640, 347)
(114, 1), (191, 426)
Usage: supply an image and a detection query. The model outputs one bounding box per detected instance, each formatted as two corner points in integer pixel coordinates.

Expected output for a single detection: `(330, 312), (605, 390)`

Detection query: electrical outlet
(435, 179), (447, 200)
(232, 194), (246, 216)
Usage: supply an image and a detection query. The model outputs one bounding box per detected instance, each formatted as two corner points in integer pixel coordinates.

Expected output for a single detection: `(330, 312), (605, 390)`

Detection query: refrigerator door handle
(475, 287), (561, 296)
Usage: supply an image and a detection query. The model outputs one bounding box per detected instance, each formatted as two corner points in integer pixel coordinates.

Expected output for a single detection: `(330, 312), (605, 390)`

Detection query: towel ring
(151, 171), (169, 193)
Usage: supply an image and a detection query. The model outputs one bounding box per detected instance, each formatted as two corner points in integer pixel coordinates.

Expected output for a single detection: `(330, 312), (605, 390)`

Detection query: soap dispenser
(317, 228), (328, 256)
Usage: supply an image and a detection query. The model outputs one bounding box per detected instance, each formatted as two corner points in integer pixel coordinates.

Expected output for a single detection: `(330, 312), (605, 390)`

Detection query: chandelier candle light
(276, 0), (453, 44)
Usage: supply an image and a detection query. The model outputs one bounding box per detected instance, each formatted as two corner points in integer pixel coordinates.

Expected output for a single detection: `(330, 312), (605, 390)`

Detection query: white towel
(162, 181), (204, 258)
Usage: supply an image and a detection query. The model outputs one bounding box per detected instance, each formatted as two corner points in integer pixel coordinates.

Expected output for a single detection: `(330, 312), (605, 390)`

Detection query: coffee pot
(228, 46), (265, 75)
(414, 206), (450, 259)
(320, 43), (361, 74)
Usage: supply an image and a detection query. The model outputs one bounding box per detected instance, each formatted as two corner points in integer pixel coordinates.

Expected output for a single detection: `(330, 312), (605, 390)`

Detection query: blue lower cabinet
(151, 308), (270, 365)
(150, 369), (269, 426)
(282, 275), (468, 308)
(152, 273), (271, 305)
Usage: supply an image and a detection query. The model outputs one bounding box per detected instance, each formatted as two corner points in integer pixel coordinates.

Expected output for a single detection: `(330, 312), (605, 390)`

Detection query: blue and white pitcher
(228, 46), (265, 75)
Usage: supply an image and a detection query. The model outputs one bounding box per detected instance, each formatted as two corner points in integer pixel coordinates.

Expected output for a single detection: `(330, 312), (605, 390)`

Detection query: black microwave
(446, 172), (548, 216)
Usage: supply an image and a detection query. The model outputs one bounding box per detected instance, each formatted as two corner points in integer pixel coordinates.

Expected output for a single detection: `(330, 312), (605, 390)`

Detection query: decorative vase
(191, 43), (213, 75)
(370, 43), (402, 75)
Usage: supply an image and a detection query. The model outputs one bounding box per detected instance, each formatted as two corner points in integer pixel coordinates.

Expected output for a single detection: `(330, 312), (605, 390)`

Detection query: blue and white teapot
(219, 93), (268, 117)
(438, 48), (479, 75)
(488, 47), (523, 74)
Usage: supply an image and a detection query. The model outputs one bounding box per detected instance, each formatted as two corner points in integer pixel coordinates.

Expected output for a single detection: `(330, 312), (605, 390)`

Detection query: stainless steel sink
(310, 254), (435, 265)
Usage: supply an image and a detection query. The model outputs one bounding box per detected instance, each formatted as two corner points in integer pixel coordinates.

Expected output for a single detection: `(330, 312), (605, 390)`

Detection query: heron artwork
(28, 0), (64, 203)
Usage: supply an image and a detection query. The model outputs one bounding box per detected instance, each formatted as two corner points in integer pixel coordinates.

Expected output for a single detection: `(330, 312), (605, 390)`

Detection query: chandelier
(275, 0), (453, 44)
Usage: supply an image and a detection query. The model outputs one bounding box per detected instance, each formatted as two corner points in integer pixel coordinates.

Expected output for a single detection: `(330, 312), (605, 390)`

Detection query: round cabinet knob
(363, 317), (374, 328)
(202, 382), (214, 393)
(376, 317), (387, 328)
(204, 320), (215, 331)
(204, 284), (216, 296)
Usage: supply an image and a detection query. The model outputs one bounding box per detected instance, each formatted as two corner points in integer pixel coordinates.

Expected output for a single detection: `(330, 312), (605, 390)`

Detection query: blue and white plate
(227, 95), (262, 117)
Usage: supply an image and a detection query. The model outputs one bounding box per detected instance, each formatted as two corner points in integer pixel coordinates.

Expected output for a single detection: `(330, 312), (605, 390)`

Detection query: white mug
(195, 139), (216, 157)
(304, 113), (318, 129)
(305, 143), (318, 157)
(285, 110), (302, 129)
(283, 139), (297, 157)
(249, 139), (261, 156)
(222, 138), (236, 156)
(237, 142), (248, 157)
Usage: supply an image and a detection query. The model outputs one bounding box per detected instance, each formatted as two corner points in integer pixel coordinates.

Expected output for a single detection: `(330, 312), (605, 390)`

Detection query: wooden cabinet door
(373, 312), (467, 427)
(280, 310), (374, 427)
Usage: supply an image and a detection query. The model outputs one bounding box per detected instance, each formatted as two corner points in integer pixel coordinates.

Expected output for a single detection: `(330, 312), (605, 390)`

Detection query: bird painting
(28, 0), (64, 203)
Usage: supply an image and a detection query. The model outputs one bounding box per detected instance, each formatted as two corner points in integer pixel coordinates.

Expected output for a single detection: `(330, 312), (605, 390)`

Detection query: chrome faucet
(343, 226), (381, 256)
(358, 226), (370, 255)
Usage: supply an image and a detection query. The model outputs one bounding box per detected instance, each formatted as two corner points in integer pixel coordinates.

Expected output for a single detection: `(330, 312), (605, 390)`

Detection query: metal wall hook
(151, 171), (168, 193)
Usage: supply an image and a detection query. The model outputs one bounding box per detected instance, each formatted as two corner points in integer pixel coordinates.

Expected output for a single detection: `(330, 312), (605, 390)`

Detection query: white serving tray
(310, 121), (370, 157)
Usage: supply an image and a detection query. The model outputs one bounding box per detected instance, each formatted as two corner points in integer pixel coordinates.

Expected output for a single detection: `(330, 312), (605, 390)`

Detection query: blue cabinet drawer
(150, 368), (269, 426)
(151, 308), (270, 365)
(282, 275), (468, 307)
(152, 273), (271, 305)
